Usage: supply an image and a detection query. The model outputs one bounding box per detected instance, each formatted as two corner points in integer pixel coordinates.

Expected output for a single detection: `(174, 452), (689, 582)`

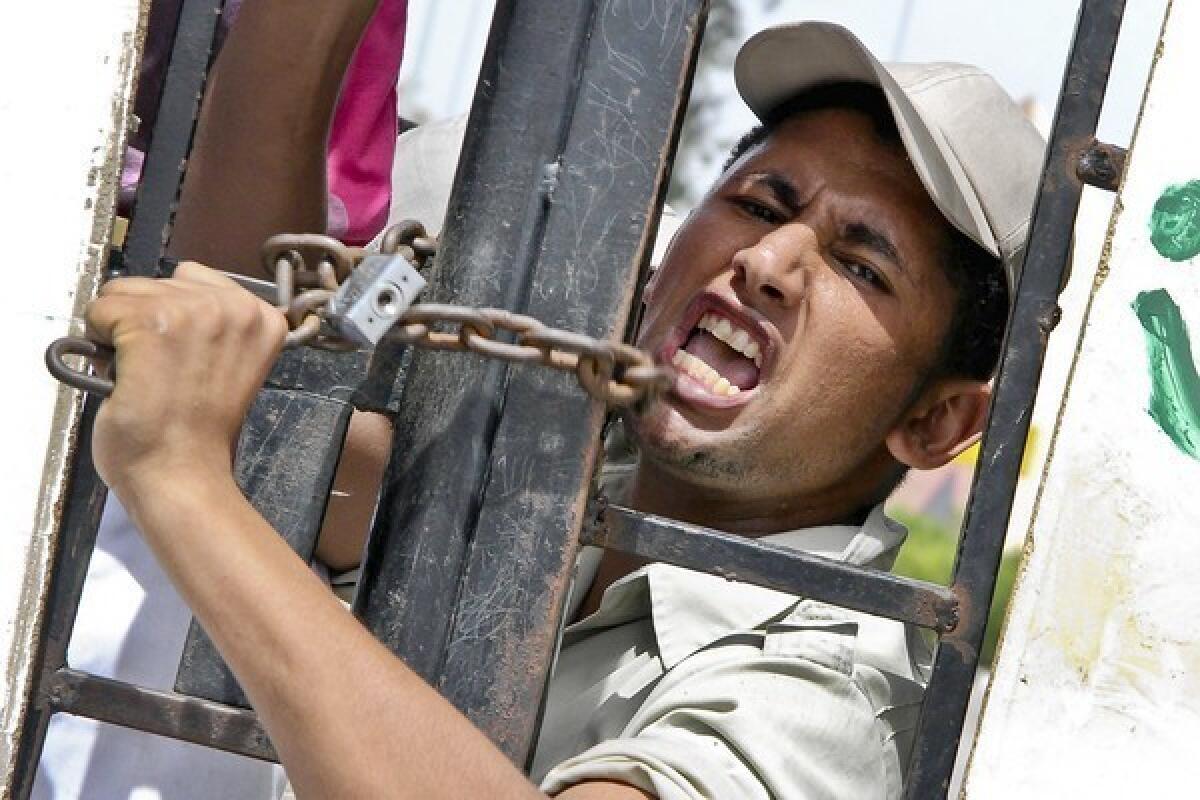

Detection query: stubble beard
(624, 406), (757, 486)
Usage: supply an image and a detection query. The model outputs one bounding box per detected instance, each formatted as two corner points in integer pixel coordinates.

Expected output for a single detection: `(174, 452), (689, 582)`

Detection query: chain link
(260, 222), (672, 407)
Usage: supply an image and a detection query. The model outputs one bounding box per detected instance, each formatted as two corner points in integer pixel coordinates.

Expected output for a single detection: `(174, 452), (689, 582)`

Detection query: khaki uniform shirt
(532, 504), (931, 799)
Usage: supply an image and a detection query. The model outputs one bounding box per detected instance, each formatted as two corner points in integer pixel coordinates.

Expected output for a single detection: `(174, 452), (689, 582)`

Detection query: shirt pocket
(761, 600), (860, 676)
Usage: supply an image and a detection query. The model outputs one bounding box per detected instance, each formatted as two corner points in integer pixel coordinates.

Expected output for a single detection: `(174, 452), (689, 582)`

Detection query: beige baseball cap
(735, 21), (1046, 290)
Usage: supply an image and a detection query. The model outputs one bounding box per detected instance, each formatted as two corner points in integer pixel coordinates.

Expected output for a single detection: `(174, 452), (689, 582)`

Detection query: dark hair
(723, 83), (1009, 381)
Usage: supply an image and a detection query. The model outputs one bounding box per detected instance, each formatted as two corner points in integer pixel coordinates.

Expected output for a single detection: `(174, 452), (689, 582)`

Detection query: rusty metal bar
(355, 0), (625, 681)
(46, 668), (275, 761)
(903, 1), (1128, 796)
(433, 0), (707, 764)
(585, 505), (960, 632)
(175, 368), (360, 706)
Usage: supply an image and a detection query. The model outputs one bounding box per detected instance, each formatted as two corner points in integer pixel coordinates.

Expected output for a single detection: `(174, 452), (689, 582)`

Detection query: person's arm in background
(168, 0), (376, 272)
(166, 0), (393, 570)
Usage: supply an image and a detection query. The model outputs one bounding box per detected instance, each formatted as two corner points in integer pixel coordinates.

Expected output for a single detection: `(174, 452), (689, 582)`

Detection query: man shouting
(81, 18), (1043, 800)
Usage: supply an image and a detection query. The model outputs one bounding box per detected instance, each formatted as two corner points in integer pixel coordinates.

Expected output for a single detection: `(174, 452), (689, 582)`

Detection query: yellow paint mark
(1049, 543), (1130, 684)
(953, 425), (1040, 477)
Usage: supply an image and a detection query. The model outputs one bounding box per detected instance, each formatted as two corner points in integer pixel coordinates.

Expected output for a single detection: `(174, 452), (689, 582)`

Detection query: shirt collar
(565, 501), (908, 669)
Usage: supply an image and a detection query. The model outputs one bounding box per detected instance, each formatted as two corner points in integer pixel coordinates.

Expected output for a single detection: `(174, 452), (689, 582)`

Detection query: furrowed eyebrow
(748, 172), (803, 212)
(841, 221), (907, 274)
(742, 174), (910, 279)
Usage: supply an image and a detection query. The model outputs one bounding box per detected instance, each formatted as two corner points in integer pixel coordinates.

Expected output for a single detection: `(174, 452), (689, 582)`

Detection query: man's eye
(840, 258), (887, 291)
(737, 198), (782, 224)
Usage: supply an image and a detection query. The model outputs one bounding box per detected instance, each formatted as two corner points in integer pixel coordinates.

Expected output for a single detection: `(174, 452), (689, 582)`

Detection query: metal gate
(8, 0), (1130, 797)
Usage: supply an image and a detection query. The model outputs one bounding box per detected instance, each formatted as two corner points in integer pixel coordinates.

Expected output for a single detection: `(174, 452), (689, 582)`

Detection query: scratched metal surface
(354, 0), (706, 765)
(353, 0), (605, 684)
(355, 0), (634, 683)
(435, 0), (706, 762)
(174, 378), (356, 706)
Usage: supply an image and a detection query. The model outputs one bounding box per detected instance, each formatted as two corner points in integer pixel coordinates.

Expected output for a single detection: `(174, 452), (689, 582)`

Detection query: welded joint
(580, 491), (611, 546)
(41, 669), (76, 711)
(939, 582), (990, 639)
(1076, 138), (1127, 192)
(932, 593), (961, 634)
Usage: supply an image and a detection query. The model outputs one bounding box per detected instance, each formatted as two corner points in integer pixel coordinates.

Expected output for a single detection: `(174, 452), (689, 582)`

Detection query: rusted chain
(263, 222), (671, 406)
(389, 304), (668, 407)
(47, 221), (672, 407)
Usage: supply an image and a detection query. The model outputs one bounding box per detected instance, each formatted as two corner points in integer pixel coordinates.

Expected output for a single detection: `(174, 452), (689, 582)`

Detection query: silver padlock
(326, 253), (427, 347)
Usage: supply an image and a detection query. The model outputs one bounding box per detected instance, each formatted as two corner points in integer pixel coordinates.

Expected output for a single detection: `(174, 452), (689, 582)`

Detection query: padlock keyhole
(374, 288), (398, 317)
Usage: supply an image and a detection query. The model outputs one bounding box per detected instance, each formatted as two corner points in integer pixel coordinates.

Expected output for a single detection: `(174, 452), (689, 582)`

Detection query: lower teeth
(672, 350), (741, 396)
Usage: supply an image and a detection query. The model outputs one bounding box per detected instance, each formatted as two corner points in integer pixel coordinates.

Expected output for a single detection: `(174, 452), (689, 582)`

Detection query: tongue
(684, 330), (759, 389)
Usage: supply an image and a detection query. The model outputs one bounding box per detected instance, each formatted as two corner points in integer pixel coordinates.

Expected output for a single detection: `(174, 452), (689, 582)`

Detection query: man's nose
(731, 224), (816, 309)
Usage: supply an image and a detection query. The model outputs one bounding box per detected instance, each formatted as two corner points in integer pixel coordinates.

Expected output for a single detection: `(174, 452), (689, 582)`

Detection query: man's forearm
(167, 0), (379, 274)
(120, 470), (543, 800)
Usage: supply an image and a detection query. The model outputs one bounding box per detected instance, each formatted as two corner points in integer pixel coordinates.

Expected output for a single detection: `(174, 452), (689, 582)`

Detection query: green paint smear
(1150, 181), (1200, 262)
(1134, 289), (1200, 459)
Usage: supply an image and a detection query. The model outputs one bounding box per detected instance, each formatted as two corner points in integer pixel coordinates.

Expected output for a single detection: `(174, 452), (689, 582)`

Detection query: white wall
(0, 0), (143, 788)
(965, 2), (1200, 795)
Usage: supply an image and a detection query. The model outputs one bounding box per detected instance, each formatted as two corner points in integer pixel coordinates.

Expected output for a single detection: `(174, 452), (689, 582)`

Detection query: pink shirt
(121, 0), (408, 247)
(326, 0), (409, 245)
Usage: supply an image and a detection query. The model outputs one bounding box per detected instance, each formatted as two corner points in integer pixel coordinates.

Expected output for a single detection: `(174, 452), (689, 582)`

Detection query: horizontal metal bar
(584, 504), (959, 632)
(45, 668), (276, 762)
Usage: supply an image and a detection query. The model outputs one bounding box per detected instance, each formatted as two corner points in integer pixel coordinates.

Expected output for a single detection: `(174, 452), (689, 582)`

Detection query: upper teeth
(697, 313), (763, 367)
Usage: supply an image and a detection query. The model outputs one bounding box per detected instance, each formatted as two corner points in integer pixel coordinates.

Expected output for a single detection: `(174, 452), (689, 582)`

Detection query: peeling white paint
(0, 0), (144, 791)
(964, 2), (1200, 796)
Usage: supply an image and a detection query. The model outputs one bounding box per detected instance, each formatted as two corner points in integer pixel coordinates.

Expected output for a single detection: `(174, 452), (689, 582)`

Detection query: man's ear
(885, 379), (993, 470)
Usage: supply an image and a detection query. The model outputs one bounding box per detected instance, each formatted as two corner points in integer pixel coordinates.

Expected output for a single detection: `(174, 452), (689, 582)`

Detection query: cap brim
(734, 22), (1000, 262)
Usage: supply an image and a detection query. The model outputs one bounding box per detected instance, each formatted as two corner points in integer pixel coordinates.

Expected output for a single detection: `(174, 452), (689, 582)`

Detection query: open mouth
(667, 301), (768, 403)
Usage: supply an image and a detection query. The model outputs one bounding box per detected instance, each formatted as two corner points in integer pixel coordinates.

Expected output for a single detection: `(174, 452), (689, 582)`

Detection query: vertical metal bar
(9, 399), (108, 799)
(354, 0), (608, 680)
(435, 0), (706, 763)
(172, 345), (379, 705)
(121, 0), (226, 277)
(903, 1), (1127, 796)
(174, 381), (356, 706)
(12, 3), (229, 788)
